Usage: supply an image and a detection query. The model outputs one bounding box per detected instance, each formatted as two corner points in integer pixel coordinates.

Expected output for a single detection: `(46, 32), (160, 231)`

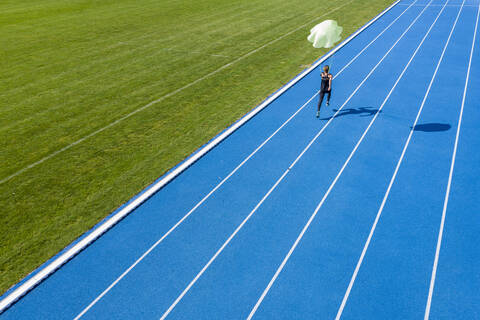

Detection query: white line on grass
(335, 0), (466, 317)
(0, 0), (356, 186)
(160, 48), (230, 58)
(424, 2), (479, 319)
(157, 3), (434, 319)
(70, 2), (420, 318)
(247, 0), (447, 317)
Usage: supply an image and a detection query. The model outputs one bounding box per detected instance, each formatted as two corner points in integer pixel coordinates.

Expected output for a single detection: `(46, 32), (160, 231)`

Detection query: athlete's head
(323, 65), (330, 73)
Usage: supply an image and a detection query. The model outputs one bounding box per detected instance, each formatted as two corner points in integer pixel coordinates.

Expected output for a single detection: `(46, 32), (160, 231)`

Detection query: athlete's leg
(326, 90), (331, 106)
(317, 91), (325, 118)
(317, 91), (325, 111)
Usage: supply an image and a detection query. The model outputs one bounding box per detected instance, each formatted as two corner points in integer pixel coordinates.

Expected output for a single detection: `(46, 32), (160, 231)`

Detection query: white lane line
(1, 0), (403, 315)
(424, 2), (479, 319)
(157, 2), (436, 318)
(69, 2), (418, 318)
(335, 0), (465, 318)
(247, 0), (446, 317)
(398, 3), (478, 7)
(0, 0), (356, 186)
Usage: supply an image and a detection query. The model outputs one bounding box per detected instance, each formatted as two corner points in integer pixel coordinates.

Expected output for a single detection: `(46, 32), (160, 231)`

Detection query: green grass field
(0, 0), (394, 295)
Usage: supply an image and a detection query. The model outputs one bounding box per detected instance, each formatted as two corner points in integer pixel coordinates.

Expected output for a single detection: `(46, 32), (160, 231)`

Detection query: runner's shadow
(412, 123), (451, 132)
(320, 107), (381, 120)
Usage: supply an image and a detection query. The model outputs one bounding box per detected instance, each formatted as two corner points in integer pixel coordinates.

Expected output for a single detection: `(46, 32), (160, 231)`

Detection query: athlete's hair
(323, 65), (330, 73)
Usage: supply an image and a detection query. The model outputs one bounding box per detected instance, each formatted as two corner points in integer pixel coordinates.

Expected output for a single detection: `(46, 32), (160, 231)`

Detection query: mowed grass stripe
(1, 0), (343, 179)
(0, 0), (285, 114)
(1, 0), (269, 91)
(0, 0), (323, 124)
(0, 0), (394, 295)
(0, 1), (269, 128)
(1, 0), (296, 95)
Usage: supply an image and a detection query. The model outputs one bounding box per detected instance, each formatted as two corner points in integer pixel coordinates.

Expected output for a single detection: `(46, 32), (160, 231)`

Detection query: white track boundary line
(0, 0), (401, 314)
(157, 2), (434, 318)
(0, 0), (356, 186)
(247, 0), (443, 317)
(335, 0), (465, 317)
(424, 2), (479, 319)
(71, 1), (420, 318)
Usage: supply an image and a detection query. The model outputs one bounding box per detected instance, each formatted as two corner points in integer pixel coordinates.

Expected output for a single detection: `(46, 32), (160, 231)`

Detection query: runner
(317, 65), (333, 118)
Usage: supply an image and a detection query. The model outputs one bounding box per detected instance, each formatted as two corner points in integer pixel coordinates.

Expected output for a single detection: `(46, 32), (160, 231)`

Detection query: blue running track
(1, 0), (479, 318)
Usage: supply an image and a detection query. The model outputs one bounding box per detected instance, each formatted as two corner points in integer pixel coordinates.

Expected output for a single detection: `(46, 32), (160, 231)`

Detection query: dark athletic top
(321, 72), (332, 92)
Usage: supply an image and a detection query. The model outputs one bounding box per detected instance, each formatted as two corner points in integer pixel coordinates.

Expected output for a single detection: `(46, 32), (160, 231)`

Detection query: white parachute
(307, 20), (343, 48)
